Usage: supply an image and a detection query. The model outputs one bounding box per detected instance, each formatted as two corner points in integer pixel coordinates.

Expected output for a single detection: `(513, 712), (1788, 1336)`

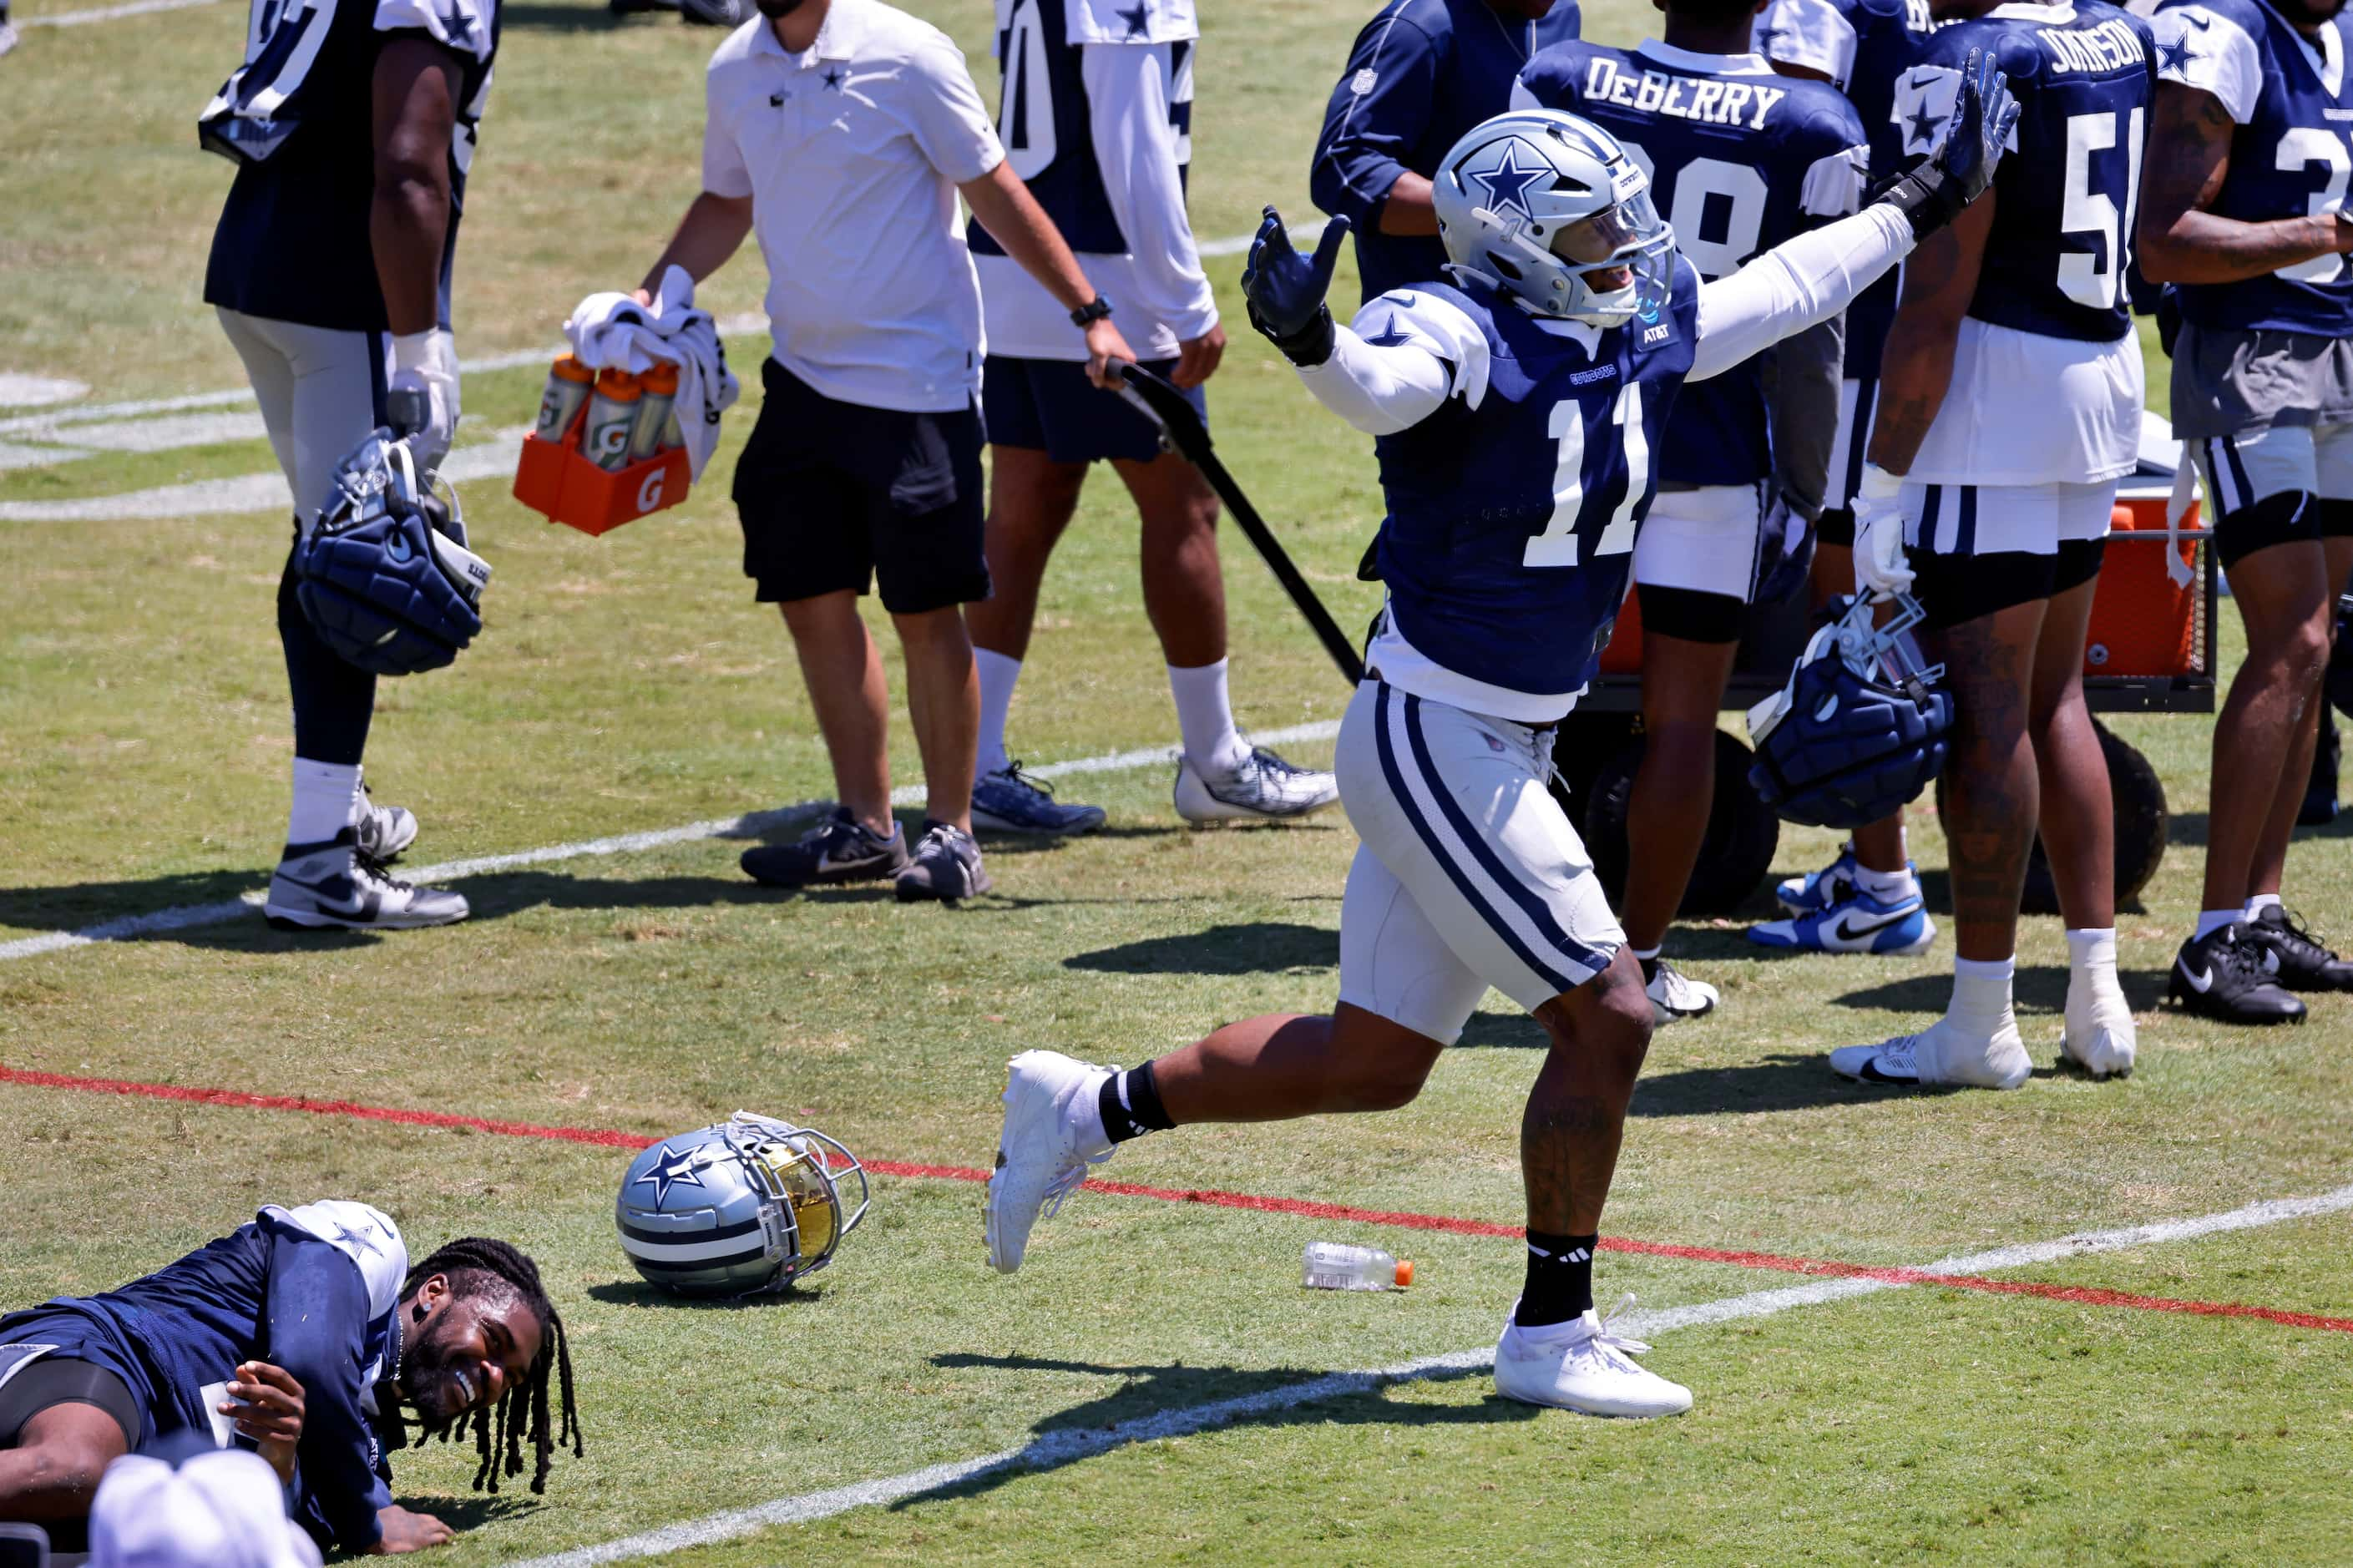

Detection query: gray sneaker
(971, 762), (1106, 837)
(895, 821), (993, 904)
(265, 830), (468, 929)
(741, 809), (908, 889)
(354, 787), (417, 862)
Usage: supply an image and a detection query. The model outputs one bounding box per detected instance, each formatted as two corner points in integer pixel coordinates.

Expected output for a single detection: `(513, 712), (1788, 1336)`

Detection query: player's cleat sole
(1173, 746), (1339, 825)
(1493, 1302), (1692, 1419)
(1829, 1016), (2032, 1090)
(985, 1050), (1113, 1274)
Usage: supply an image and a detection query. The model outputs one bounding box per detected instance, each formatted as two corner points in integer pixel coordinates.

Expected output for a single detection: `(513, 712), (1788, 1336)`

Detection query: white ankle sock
(1072, 1070), (1113, 1157)
(974, 649), (1021, 780)
(288, 759), (362, 847)
(1947, 954), (2016, 1037)
(2194, 908), (2239, 941)
(2066, 928), (2118, 988)
(1856, 862), (1919, 903)
(2244, 893), (2283, 919)
(1167, 658), (1247, 774)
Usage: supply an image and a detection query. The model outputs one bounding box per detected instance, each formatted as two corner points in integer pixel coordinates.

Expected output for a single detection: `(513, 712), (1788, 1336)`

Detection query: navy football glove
(1875, 47), (2021, 241)
(1242, 206), (1350, 367)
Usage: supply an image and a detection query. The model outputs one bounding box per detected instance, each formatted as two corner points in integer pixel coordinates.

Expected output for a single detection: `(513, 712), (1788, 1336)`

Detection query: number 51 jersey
(1359, 261), (1703, 721)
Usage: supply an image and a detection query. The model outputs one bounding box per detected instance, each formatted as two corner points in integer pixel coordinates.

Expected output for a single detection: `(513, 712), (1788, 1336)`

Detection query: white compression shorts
(216, 307), (391, 528)
(1333, 679), (1625, 1043)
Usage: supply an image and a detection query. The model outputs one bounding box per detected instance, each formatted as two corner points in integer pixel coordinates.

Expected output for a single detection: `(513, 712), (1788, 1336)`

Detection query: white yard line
(508, 1179), (2353, 1567)
(0, 720), (1344, 962)
(24, 0), (220, 25)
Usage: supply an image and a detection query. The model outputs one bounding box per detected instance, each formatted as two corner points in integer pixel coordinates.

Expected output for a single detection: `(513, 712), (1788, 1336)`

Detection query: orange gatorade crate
(512, 366), (691, 537)
(2083, 492), (2206, 679)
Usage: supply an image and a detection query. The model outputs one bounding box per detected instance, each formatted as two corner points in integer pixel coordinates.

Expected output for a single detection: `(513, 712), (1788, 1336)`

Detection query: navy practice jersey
(1754, 0), (1936, 375)
(200, 0), (499, 334)
(1895, 3), (2154, 342)
(1364, 261), (1703, 700)
(1312, 0), (1583, 303)
(2153, 0), (2353, 335)
(969, 0), (1195, 260)
(0, 1202), (407, 1551)
(1516, 42), (1866, 489)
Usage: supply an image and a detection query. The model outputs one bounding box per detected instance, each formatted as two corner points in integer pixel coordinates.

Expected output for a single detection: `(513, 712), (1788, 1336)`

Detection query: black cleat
(2168, 923), (2305, 1024)
(741, 809), (908, 889)
(2241, 905), (2353, 993)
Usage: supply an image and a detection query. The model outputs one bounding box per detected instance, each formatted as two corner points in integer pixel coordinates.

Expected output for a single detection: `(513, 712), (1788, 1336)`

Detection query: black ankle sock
(1515, 1230), (1599, 1328)
(1097, 1060), (1174, 1143)
(1637, 955), (1660, 984)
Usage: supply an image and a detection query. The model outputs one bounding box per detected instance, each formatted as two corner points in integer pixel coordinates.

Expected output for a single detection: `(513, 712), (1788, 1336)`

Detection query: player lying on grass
(0, 1206), (579, 1556)
(986, 68), (2019, 1419)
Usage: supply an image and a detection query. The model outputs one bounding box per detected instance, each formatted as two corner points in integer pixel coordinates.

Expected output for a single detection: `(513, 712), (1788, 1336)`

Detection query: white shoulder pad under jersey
(264, 1200), (411, 1318)
(2150, 3), (2268, 122)
(1066, 0), (1197, 46)
(1349, 286), (1495, 410)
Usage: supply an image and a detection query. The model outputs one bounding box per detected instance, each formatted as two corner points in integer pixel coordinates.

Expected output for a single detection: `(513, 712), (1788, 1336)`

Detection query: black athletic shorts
(1906, 539), (2108, 630)
(733, 359), (989, 615)
(984, 353), (1202, 465)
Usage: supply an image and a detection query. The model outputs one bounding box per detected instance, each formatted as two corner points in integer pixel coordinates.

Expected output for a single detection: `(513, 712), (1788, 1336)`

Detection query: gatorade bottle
(535, 355), (595, 443)
(630, 362), (679, 462)
(1303, 1242), (1413, 1292)
(583, 369), (641, 472)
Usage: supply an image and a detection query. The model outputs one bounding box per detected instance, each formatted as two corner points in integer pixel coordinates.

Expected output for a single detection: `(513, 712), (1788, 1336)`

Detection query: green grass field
(4, 1), (2352, 1562)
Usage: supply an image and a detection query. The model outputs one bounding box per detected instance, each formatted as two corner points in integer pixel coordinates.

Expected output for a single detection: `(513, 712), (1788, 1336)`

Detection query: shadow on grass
(384, 1491), (544, 1535)
(1828, 963), (2170, 1016)
(495, 1), (640, 30)
(1065, 921), (1336, 975)
(583, 1279), (823, 1311)
(888, 1352), (1530, 1510)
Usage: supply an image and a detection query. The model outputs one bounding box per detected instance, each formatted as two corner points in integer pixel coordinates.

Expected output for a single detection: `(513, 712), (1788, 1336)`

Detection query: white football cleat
(1644, 959), (1718, 1023)
(2062, 975), (2137, 1079)
(1829, 1014), (2031, 1090)
(1494, 1297), (1693, 1418)
(264, 832), (468, 930)
(985, 1050), (1115, 1274)
(355, 788), (418, 862)
(1173, 746), (1339, 825)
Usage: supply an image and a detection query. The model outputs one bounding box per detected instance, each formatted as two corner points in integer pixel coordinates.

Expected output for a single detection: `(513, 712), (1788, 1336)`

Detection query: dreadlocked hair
(398, 1237), (584, 1496)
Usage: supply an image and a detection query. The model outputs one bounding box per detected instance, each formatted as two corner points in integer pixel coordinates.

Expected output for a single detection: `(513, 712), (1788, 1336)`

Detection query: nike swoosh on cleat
(1827, 908), (1912, 943)
(2177, 962), (2214, 993)
(1858, 1060), (1920, 1083)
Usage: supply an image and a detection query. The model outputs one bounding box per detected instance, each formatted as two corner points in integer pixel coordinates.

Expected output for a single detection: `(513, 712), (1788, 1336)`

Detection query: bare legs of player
(1620, 631), (1742, 956)
(967, 445), (1228, 679)
(2028, 575), (2114, 933)
(1149, 948), (1654, 1236)
(778, 590), (979, 836)
(0, 1404), (128, 1526)
(2207, 534), (2353, 910)
(1929, 600), (2051, 961)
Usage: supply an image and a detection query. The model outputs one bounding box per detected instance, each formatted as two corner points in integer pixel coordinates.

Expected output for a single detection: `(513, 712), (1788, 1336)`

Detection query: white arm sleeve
(1080, 43), (1218, 341)
(1690, 202), (1914, 382)
(1294, 289), (1492, 435)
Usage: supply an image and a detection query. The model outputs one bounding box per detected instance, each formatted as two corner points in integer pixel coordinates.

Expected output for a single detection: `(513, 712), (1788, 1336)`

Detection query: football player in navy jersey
(1313, 0), (1585, 306)
(2139, 0), (2353, 1019)
(0, 1211), (576, 1556)
(1751, 0), (1951, 956)
(197, 0), (499, 931)
(984, 70), (2016, 1418)
(965, 0), (1340, 835)
(1825, 1), (2153, 1090)
(1515, 0), (1871, 1024)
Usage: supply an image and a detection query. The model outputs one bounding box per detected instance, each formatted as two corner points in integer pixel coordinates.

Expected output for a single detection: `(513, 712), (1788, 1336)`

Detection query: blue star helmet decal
(1117, 1), (1149, 39)
(633, 1143), (708, 1205)
(1469, 139), (1549, 223)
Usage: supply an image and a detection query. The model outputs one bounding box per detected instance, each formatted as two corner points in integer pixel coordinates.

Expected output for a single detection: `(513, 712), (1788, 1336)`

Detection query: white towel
(563, 266), (741, 481)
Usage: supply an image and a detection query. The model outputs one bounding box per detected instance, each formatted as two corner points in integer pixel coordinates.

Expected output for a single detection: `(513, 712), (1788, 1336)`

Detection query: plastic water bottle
(535, 355), (595, 443)
(629, 362), (679, 461)
(583, 368), (641, 471)
(1303, 1242), (1413, 1292)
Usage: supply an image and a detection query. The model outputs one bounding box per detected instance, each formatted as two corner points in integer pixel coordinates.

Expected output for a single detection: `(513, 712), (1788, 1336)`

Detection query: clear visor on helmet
(1546, 190), (1662, 266)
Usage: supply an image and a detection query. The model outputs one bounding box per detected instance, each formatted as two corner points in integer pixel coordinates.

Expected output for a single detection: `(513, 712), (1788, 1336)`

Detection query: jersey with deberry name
(1515, 40), (1867, 489)
(1361, 261), (1702, 704)
(1895, 3), (2156, 343)
(2152, 0), (2353, 335)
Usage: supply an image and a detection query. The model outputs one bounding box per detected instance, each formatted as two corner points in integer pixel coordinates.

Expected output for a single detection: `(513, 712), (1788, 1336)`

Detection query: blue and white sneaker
(1748, 887), (1936, 955)
(1774, 843), (1862, 915)
(971, 762), (1106, 837)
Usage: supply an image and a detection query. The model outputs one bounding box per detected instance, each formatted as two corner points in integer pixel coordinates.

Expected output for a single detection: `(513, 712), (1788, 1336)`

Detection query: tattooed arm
(1865, 190), (1993, 476)
(2137, 82), (2353, 284)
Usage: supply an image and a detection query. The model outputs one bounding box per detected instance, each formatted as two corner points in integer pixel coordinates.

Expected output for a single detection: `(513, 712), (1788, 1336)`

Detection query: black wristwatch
(1070, 295), (1115, 327)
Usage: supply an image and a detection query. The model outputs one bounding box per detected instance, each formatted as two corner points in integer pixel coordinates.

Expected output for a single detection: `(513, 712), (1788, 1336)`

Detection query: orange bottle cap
(595, 368), (641, 397)
(1394, 1259), (1414, 1288)
(640, 363), (680, 394)
(552, 355), (595, 383)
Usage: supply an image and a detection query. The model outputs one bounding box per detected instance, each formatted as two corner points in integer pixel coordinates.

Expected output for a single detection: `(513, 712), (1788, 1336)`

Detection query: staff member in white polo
(635, 0), (1136, 903)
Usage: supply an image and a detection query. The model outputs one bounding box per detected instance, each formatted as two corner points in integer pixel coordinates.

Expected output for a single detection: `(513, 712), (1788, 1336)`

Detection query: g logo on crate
(2087, 643), (2109, 666)
(636, 471), (666, 513)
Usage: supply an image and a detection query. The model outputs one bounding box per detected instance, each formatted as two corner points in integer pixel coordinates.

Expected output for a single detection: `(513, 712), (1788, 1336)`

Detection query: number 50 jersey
(1359, 263), (1703, 721)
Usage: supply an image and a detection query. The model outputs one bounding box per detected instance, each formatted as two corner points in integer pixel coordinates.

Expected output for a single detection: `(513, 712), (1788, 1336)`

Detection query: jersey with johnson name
(1362, 261), (1702, 705)
(2152, 0), (2353, 335)
(1895, 3), (2155, 343)
(1516, 41), (1866, 489)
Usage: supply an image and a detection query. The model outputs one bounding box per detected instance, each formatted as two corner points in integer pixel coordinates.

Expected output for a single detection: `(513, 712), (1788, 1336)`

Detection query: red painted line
(6, 1065), (2347, 1336)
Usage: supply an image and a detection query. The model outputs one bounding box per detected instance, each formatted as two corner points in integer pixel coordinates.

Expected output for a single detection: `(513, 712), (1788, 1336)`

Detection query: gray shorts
(216, 307), (391, 527)
(2169, 323), (2353, 443)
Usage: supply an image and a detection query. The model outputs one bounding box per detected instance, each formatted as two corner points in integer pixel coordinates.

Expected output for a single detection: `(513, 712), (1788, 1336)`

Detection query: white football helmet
(1432, 109), (1675, 326)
